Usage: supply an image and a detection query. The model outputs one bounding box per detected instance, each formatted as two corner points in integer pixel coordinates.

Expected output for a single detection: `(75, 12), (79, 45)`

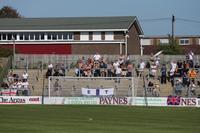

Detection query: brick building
(0, 16), (143, 55)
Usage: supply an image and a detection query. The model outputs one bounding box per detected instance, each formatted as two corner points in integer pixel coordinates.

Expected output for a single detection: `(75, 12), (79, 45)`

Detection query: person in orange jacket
(188, 68), (197, 83)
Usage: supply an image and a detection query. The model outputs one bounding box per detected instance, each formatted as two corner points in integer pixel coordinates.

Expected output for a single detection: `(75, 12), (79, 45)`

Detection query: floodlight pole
(172, 14), (175, 45)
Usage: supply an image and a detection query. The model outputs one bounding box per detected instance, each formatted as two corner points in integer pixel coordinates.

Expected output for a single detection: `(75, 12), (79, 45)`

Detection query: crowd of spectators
(42, 50), (200, 97)
(141, 50), (200, 97)
(0, 70), (30, 96)
(46, 63), (66, 78)
(74, 52), (134, 78)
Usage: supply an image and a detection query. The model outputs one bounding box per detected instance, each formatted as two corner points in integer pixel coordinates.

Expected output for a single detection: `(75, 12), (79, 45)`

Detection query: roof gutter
(0, 29), (128, 32)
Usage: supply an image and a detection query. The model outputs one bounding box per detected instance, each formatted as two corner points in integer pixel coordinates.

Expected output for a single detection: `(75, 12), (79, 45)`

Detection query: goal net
(46, 76), (135, 98)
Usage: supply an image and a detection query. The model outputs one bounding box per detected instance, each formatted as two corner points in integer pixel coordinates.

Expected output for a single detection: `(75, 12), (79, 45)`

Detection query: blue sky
(0, 0), (200, 36)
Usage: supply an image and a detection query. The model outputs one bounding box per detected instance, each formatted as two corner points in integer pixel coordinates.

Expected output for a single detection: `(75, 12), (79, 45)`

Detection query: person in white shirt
(150, 62), (157, 78)
(113, 60), (120, 70)
(16, 80), (23, 90)
(48, 63), (53, 69)
(139, 59), (145, 77)
(188, 50), (194, 68)
(22, 71), (28, 82)
(93, 52), (101, 62)
(170, 61), (177, 73)
(115, 67), (122, 83)
(22, 81), (29, 90)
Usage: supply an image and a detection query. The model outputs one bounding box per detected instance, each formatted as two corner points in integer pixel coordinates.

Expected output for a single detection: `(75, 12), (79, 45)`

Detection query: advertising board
(44, 97), (99, 105)
(167, 96), (198, 107)
(99, 97), (132, 105)
(0, 96), (42, 104)
(134, 97), (167, 106)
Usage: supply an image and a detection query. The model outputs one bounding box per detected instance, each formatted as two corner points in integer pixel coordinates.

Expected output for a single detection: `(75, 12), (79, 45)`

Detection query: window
(93, 32), (101, 40)
(57, 33), (63, 40)
(2, 34), (7, 40)
(105, 32), (114, 40)
(19, 34), (24, 40)
(48, 34), (52, 40)
(160, 39), (169, 44)
(41, 34), (45, 40)
(7, 34), (12, 40)
(30, 33), (34, 40)
(140, 39), (152, 45)
(35, 33), (40, 40)
(12, 34), (17, 40)
(179, 39), (189, 45)
(80, 32), (89, 40)
(68, 33), (73, 40)
(52, 33), (57, 40)
(24, 34), (29, 40)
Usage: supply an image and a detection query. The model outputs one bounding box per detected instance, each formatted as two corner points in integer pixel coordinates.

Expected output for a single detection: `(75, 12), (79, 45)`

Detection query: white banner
(81, 88), (114, 96)
(44, 97), (99, 105)
(0, 96), (42, 104)
(99, 88), (114, 96)
(81, 88), (97, 96)
(134, 97), (167, 106)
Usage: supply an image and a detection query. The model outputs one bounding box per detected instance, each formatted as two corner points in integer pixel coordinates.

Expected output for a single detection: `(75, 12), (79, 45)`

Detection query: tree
(0, 6), (21, 18)
(157, 39), (183, 55)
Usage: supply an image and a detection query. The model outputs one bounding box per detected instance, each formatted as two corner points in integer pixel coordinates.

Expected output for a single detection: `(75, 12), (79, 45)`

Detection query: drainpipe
(139, 35), (144, 56)
(120, 43), (122, 55)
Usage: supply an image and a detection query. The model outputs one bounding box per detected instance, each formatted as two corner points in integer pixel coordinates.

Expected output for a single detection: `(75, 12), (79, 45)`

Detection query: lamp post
(12, 36), (15, 68)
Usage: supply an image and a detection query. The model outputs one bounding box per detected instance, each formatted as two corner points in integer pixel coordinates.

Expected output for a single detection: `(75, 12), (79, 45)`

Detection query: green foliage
(0, 6), (22, 18)
(158, 39), (183, 55)
(0, 47), (13, 57)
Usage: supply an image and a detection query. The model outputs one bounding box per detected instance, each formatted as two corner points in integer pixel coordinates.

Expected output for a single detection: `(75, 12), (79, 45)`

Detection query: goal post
(47, 76), (135, 98)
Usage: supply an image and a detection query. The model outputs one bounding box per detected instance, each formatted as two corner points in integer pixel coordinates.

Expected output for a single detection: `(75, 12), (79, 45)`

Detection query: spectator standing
(126, 62), (133, 77)
(93, 52), (101, 62)
(188, 68), (197, 83)
(22, 71), (28, 82)
(46, 63), (53, 78)
(160, 64), (167, 84)
(138, 59), (145, 77)
(188, 50), (194, 68)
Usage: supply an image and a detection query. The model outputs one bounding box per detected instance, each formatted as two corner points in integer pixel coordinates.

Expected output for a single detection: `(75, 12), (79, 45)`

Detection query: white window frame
(179, 39), (190, 45)
(105, 32), (114, 40)
(140, 39), (152, 45)
(93, 32), (101, 40)
(160, 39), (169, 44)
(80, 32), (89, 40)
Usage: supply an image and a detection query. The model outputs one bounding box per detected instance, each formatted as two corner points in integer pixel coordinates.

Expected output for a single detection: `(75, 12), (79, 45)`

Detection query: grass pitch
(0, 105), (199, 133)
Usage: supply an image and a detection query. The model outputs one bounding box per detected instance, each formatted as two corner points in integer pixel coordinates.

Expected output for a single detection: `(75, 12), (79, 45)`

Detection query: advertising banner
(0, 89), (17, 96)
(167, 96), (198, 107)
(44, 97), (99, 105)
(99, 97), (132, 105)
(0, 96), (42, 104)
(134, 97), (167, 106)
